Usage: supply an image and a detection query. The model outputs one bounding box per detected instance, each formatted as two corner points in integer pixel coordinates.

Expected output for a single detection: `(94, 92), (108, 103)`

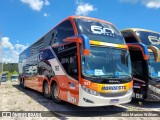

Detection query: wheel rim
(53, 85), (60, 100)
(44, 83), (49, 95)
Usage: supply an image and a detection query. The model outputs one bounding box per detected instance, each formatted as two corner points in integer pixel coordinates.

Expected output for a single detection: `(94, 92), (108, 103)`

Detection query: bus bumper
(78, 85), (132, 107)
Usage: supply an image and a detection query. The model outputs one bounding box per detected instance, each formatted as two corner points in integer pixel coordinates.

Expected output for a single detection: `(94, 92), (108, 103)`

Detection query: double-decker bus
(19, 16), (133, 107)
(121, 28), (160, 101)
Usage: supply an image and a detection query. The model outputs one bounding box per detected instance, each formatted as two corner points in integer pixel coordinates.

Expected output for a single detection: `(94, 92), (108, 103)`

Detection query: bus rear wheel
(43, 82), (51, 98)
(51, 83), (61, 103)
(19, 79), (23, 86)
(22, 79), (26, 88)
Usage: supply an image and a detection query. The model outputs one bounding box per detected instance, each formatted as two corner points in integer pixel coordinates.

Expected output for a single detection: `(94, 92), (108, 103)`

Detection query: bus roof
(20, 16), (114, 55)
(121, 28), (160, 34)
(68, 16), (113, 25)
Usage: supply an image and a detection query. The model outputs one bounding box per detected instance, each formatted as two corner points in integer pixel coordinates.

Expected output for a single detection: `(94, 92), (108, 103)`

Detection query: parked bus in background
(19, 16), (133, 107)
(11, 74), (18, 81)
(121, 28), (160, 101)
(1, 74), (7, 82)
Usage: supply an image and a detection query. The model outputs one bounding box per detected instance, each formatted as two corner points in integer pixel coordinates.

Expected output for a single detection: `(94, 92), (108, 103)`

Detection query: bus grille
(100, 92), (126, 97)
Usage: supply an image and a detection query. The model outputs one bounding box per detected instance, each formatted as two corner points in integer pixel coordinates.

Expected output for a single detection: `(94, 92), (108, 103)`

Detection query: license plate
(110, 99), (119, 104)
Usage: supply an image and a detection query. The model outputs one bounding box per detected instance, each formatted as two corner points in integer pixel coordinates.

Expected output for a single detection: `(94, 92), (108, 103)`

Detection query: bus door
(57, 43), (79, 105)
(129, 49), (148, 99)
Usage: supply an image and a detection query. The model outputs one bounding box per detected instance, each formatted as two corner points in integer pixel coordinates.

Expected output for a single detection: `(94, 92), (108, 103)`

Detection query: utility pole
(0, 34), (3, 85)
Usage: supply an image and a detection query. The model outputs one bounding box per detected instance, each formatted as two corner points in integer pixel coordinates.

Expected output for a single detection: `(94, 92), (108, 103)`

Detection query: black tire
(22, 79), (26, 88)
(19, 79), (23, 86)
(51, 83), (61, 103)
(43, 82), (51, 98)
(145, 88), (152, 101)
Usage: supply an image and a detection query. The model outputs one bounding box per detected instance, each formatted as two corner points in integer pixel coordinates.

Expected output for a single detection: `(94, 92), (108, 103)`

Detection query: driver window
(54, 20), (75, 44)
(60, 53), (78, 80)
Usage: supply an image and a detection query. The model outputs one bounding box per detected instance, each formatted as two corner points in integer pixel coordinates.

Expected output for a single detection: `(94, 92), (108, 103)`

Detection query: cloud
(1, 37), (13, 48)
(44, 0), (50, 5)
(14, 44), (28, 51)
(20, 0), (50, 11)
(120, 0), (160, 9)
(1, 37), (29, 63)
(43, 12), (49, 17)
(146, 1), (160, 9)
(75, 3), (96, 16)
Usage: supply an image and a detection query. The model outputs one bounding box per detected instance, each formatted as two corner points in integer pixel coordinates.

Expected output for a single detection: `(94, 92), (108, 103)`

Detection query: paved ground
(0, 81), (159, 120)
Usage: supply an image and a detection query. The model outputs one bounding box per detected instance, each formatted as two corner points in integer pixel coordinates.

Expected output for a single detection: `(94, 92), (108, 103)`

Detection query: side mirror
(148, 46), (160, 62)
(127, 43), (149, 60)
(63, 34), (90, 56)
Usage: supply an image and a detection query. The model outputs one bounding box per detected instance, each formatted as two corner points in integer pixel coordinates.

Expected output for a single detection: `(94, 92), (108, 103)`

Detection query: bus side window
(50, 30), (58, 45)
(68, 55), (78, 76)
(60, 54), (78, 80)
(42, 49), (54, 60)
(25, 65), (37, 75)
(55, 20), (75, 44)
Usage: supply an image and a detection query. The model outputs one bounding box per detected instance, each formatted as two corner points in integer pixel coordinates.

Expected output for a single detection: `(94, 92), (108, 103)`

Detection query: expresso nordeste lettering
(101, 86), (126, 90)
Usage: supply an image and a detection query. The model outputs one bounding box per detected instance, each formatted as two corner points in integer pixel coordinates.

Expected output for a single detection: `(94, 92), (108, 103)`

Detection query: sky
(0, 0), (160, 63)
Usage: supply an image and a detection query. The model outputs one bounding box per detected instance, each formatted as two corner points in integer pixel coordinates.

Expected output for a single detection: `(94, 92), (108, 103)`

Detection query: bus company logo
(148, 36), (160, 45)
(91, 25), (115, 35)
(101, 86), (126, 90)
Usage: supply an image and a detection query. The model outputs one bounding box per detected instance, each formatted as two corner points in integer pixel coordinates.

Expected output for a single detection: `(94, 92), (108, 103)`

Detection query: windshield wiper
(84, 74), (132, 79)
(84, 75), (100, 78)
(98, 74), (114, 78)
(118, 75), (132, 79)
(84, 74), (113, 78)
(153, 76), (160, 79)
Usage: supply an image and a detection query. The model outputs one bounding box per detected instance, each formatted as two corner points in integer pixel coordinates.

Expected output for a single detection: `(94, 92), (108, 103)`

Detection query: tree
(12, 70), (18, 75)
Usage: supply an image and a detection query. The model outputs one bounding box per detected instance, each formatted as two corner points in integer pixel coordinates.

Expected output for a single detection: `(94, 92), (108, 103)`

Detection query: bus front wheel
(51, 83), (61, 103)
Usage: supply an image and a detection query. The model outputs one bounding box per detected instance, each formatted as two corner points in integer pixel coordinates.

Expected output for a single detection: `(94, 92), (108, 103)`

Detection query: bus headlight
(82, 86), (100, 96)
(126, 88), (133, 94)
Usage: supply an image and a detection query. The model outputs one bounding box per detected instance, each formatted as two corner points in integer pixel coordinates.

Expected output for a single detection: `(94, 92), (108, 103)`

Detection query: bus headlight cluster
(82, 86), (100, 96)
(126, 88), (133, 94)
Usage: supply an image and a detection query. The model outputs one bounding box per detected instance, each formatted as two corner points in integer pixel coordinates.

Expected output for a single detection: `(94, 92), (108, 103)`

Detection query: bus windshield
(136, 31), (160, 49)
(149, 53), (160, 78)
(11, 76), (18, 79)
(81, 46), (132, 80)
(74, 18), (125, 44)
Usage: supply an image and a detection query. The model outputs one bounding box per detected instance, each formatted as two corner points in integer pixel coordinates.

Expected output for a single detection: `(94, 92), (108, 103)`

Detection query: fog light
(83, 98), (94, 103)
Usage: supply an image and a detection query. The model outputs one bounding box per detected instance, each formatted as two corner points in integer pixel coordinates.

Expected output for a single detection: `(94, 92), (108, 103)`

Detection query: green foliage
(3, 63), (18, 73)
(12, 70), (18, 75)
(3, 71), (9, 74)
(2, 63), (18, 80)
(8, 72), (12, 81)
